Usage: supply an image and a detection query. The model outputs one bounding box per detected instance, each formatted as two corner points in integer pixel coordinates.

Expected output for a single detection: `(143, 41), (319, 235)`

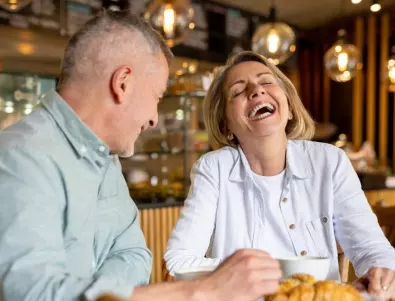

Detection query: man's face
(111, 52), (169, 157)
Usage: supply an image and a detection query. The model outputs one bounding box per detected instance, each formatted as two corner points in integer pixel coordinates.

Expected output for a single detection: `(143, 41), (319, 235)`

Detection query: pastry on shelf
(168, 182), (184, 199)
(265, 274), (364, 301)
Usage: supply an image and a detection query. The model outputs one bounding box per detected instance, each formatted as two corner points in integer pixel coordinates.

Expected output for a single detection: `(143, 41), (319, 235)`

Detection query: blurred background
(1, 0), (395, 283)
(2, 0), (395, 203)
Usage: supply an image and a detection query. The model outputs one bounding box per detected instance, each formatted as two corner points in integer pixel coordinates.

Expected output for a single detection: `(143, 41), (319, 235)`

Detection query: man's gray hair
(58, 9), (173, 87)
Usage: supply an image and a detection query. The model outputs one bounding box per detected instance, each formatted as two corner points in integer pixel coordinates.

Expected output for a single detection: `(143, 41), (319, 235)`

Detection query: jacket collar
(229, 140), (314, 182)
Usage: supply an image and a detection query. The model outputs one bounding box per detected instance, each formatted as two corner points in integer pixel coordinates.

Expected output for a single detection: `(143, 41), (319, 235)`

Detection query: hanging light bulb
(324, 29), (362, 82)
(0, 0), (32, 12)
(163, 4), (176, 38)
(144, 0), (194, 48)
(388, 46), (395, 93)
(251, 7), (296, 65)
(370, 0), (381, 12)
(351, 0), (362, 3)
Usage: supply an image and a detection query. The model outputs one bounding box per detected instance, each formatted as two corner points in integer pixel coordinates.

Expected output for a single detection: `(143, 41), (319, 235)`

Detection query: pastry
(287, 283), (315, 301)
(265, 274), (364, 301)
(279, 279), (302, 294)
(290, 274), (316, 285)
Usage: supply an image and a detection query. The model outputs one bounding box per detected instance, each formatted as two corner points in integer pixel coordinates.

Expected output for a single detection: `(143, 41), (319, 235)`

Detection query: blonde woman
(164, 51), (395, 298)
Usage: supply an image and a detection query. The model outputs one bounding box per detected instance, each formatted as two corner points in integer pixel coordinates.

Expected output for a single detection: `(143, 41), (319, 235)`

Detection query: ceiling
(212, 0), (395, 29)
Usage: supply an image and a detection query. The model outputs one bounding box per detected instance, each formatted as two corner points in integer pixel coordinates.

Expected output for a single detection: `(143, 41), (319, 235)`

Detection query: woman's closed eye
(231, 79), (274, 98)
(233, 90), (245, 97)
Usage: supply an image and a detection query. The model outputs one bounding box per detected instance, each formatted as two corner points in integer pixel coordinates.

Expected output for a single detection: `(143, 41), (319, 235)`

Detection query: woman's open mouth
(248, 103), (276, 121)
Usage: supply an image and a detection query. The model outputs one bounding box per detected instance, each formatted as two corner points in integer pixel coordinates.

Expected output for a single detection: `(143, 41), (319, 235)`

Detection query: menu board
(191, 2), (207, 30)
(226, 8), (249, 39)
(0, 0), (61, 30)
(65, 0), (127, 36)
(65, 1), (97, 36)
(0, 0), (129, 35)
(182, 29), (208, 51)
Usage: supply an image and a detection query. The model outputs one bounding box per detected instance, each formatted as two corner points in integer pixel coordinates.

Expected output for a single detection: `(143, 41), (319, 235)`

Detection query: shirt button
(80, 146), (87, 153)
(289, 224), (296, 230)
(322, 217), (328, 223)
(95, 160), (104, 168)
(282, 197), (288, 203)
(98, 145), (106, 152)
(300, 250), (307, 256)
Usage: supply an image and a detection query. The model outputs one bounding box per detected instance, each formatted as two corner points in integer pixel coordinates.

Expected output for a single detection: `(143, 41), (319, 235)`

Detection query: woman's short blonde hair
(203, 51), (315, 150)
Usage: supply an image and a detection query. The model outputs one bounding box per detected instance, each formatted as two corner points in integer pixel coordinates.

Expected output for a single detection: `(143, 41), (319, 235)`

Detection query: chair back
(374, 205), (395, 245)
(337, 242), (350, 283)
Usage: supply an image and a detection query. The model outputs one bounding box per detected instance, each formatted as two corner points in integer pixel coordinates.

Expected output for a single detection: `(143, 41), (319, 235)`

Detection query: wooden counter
(138, 204), (182, 284)
(138, 189), (395, 284)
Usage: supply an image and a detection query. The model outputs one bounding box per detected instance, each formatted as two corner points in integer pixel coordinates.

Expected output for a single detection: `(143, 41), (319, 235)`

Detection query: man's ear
(111, 65), (133, 104)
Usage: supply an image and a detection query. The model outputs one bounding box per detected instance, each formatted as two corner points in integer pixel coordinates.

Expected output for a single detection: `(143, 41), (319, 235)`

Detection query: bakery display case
(0, 72), (56, 129)
(120, 60), (217, 205)
(121, 90), (209, 204)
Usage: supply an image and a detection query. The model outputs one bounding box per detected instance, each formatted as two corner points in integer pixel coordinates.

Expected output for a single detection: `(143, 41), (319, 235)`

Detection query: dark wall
(297, 8), (395, 169)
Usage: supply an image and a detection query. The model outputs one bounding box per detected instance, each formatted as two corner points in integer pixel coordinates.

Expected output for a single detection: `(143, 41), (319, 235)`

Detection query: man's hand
(354, 267), (395, 301)
(131, 249), (281, 301)
(196, 249), (282, 301)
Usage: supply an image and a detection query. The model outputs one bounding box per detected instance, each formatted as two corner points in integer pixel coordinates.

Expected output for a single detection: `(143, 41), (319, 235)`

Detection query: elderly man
(0, 10), (281, 301)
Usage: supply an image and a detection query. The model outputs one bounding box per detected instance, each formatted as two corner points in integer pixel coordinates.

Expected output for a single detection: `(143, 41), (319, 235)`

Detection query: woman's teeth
(248, 103), (275, 120)
(252, 111), (272, 120)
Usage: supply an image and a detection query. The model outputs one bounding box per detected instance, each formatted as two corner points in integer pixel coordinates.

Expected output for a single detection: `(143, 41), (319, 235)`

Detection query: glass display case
(121, 91), (209, 204)
(0, 72), (56, 129)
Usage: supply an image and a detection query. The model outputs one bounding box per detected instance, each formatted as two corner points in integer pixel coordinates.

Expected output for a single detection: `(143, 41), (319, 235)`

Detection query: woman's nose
(248, 84), (266, 100)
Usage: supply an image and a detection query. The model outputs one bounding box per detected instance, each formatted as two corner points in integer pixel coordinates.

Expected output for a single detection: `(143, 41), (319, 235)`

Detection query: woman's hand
(354, 267), (395, 301)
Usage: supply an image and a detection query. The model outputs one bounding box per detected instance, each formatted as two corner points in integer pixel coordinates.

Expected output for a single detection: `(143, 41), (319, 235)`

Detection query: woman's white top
(252, 170), (296, 257)
(164, 140), (395, 280)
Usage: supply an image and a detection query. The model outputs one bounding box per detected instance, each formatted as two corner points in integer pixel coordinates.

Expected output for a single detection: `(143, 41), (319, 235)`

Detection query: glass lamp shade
(324, 30), (362, 82)
(388, 50), (395, 93)
(252, 22), (296, 65)
(0, 0), (32, 12)
(144, 0), (194, 48)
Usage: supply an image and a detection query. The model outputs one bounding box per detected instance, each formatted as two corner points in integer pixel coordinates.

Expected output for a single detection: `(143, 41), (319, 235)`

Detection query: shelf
(121, 150), (207, 165)
(136, 200), (184, 210)
(139, 128), (185, 137)
(163, 91), (206, 98)
(122, 90), (208, 200)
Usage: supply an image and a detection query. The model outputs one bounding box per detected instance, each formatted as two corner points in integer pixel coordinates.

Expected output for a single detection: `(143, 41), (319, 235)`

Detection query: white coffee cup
(174, 266), (216, 281)
(277, 256), (331, 281)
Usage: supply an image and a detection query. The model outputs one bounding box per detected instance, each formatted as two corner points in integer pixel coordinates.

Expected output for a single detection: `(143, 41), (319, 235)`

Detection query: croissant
(265, 274), (364, 301)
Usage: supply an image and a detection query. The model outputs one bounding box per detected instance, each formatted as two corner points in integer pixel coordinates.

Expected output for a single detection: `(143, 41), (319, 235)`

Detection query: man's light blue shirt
(0, 90), (152, 301)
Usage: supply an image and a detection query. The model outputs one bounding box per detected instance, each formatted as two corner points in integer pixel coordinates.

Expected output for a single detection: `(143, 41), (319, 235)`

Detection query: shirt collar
(229, 140), (314, 182)
(41, 90), (110, 161)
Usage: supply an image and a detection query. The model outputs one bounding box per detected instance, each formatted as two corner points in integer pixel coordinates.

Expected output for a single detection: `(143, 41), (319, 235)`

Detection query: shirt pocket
(305, 216), (331, 258)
